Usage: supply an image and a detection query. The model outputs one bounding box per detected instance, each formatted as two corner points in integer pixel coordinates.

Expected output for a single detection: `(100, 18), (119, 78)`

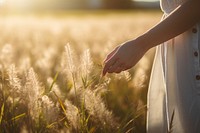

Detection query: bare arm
(137, 0), (200, 49)
(102, 0), (200, 76)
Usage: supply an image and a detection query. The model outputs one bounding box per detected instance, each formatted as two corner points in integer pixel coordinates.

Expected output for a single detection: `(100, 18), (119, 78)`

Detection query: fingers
(103, 58), (127, 76)
(107, 61), (123, 73)
(114, 67), (124, 73)
(103, 46), (120, 63)
(102, 57), (118, 76)
(109, 63), (131, 73)
(104, 63), (131, 75)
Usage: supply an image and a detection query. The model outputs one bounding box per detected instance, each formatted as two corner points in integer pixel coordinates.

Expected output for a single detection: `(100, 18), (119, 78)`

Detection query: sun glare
(3, 0), (75, 11)
(8, 0), (32, 8)
(0, 0), (5, 5)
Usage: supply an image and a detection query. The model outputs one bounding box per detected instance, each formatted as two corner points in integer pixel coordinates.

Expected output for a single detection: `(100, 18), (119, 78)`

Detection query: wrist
(132, 36), (152, 51)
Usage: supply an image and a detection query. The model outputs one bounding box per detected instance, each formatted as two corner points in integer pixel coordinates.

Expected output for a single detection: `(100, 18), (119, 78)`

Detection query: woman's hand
(102, 40), (148, 76)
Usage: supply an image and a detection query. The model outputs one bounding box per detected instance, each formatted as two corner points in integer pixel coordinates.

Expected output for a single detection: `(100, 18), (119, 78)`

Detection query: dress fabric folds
(147, 0), (200, 132)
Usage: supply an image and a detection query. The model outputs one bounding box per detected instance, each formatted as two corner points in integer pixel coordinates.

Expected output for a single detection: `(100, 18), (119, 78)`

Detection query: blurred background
(0, 0), (160, 12)
(0, 0), (162, 133)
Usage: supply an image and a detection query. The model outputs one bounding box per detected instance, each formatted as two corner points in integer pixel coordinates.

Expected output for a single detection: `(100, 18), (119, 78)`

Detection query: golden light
(0, 0), (107, 12)
(2, 0), (89, 11)
(0, 0), (5, 7)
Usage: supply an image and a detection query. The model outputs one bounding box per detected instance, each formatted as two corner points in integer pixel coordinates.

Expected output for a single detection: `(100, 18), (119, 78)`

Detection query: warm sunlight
(4, 0), (89, 11)
(0, 0), (5, 5)
(4, 0), (33, 10)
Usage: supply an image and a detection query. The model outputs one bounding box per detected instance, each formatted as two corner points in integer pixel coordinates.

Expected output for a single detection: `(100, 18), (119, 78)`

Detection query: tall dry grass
(0, 10), (162, 133)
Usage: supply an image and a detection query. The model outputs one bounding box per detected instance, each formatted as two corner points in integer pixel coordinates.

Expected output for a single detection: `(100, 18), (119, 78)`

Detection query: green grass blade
(0, 103), (4, 125)
(125, 127), (134, 133)
(46, 71), (59, 94)
(46, 117), (65, 129)
(11, 113), (26, 121)
(122, 105), (146, 130)
(46, 121), (57, 129)
(53, 91), (67, 115)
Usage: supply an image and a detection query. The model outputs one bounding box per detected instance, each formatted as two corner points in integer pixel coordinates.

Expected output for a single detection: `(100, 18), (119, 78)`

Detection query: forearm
(135, 0), (200, 49)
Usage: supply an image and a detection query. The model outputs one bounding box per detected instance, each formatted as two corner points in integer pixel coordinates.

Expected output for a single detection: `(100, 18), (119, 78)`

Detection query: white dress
(147, 0), (200, 132)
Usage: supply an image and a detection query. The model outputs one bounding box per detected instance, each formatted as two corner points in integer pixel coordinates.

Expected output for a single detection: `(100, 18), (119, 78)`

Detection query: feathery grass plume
(25, 67), (44, 120)
(63, 44), (76, 75)
(7, 64), (22, 98)
(25, 67), (43, 101)
(41, 95), (60, 127)
(123, 71), (132, 82)
(62, 44), (79, 104)
(133, 68), (148, 89)
(114, 71), (132, 81)
(19, 57), (31, 71)
(64, 99), (80, 130)
(0, 44), (14, 67)
(6, 64), (23, 128)
(93, 85), (108, 97)
(36, 47), (57, 77)
(102, 77), (111, 86)
(82, 89), (119, 130)
(80, 49), (93, 88)
(60, 44), (75, 85)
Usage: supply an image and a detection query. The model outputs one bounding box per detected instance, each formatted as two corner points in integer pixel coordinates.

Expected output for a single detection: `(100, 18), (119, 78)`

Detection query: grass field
(0, 10), (162, 133)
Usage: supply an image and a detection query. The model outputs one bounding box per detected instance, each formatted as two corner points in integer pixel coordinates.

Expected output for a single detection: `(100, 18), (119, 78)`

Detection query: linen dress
(147, 0), (200, 132)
